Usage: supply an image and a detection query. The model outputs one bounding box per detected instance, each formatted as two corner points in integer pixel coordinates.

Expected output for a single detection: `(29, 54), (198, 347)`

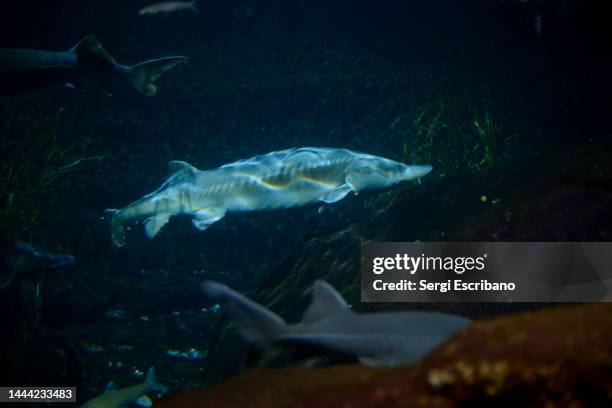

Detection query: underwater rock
(158, 302), (612, 407)
(203, 138), (612, 383)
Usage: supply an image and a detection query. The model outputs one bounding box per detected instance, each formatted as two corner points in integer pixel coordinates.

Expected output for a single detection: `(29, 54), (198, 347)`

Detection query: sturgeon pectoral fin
(319, 184), (353, 204)
(192, 208), (226, 231)
(344, 176), (362, 195)
(144, 214), (171, 238)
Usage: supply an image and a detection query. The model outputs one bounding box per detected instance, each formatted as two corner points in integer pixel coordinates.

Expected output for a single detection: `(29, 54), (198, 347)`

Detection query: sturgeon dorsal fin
(168, 160), (198, 181)
(302, 280), (350, 324)
(146, 161), (198, 196)
(169, 160), (197, 174)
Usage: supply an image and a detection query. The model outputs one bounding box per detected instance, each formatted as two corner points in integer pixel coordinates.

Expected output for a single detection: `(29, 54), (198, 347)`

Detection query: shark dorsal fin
(302, 280), (350, 324)
(104, 381), (118, 393)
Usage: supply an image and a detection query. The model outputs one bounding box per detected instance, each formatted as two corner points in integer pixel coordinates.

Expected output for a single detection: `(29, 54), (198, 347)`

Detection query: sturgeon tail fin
(145, 367), (168, 394)
(201, 281), (287, 348)
(71, 35), (117, 70)
(104, 209), (126, 247)
(125, 56), (188, 96)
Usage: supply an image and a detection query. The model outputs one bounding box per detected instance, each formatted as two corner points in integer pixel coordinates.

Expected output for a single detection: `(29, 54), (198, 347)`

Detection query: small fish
(201, 280), (471, 367)
(105, 147), (433, 247)
(139, 1), (199, 16)
(0, 238), (75, 288)
(81, 367), (167, 408)
(0, 35), (188, 96)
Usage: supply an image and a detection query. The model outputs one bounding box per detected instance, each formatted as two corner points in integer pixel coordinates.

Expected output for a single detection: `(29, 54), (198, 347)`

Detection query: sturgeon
(201, 280), (471, 367)
(105, 147), (433, 247)
(0, 35), (188, 96)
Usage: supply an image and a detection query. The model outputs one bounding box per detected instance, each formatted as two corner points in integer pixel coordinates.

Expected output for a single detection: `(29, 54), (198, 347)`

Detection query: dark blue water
(1, 0), (611, 404)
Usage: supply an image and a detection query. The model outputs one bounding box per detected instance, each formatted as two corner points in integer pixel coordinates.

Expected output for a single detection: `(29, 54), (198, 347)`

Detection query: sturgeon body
(106, 147), (433, 246)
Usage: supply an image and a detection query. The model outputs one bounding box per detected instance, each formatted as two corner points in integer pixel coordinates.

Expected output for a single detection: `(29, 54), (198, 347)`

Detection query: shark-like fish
(0, 238), (75, 288)
(81, 367), (167, 408)
(105, 147), (433, 246)
(201, 280), (471, 367)
(0, 35), (188, 96)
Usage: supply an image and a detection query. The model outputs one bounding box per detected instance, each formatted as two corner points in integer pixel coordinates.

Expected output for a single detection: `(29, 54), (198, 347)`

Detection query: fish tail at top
(124, 56), (189, 96)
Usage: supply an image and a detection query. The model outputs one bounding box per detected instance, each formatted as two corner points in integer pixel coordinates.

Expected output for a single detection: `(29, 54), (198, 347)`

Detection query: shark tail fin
(125, 56), (188, 96)
(71, 35), (117, 70)
(104, 209), (125, 247)
(145, 367), (168, 394)
(201, 281), (287, 348)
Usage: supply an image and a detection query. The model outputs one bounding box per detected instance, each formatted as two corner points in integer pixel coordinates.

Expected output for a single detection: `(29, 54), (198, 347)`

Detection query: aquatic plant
(363, 89), (509, 212)
(375, 88), (513, 185)
(473, 108), (501, 171)
(0, 104), (96, 237)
